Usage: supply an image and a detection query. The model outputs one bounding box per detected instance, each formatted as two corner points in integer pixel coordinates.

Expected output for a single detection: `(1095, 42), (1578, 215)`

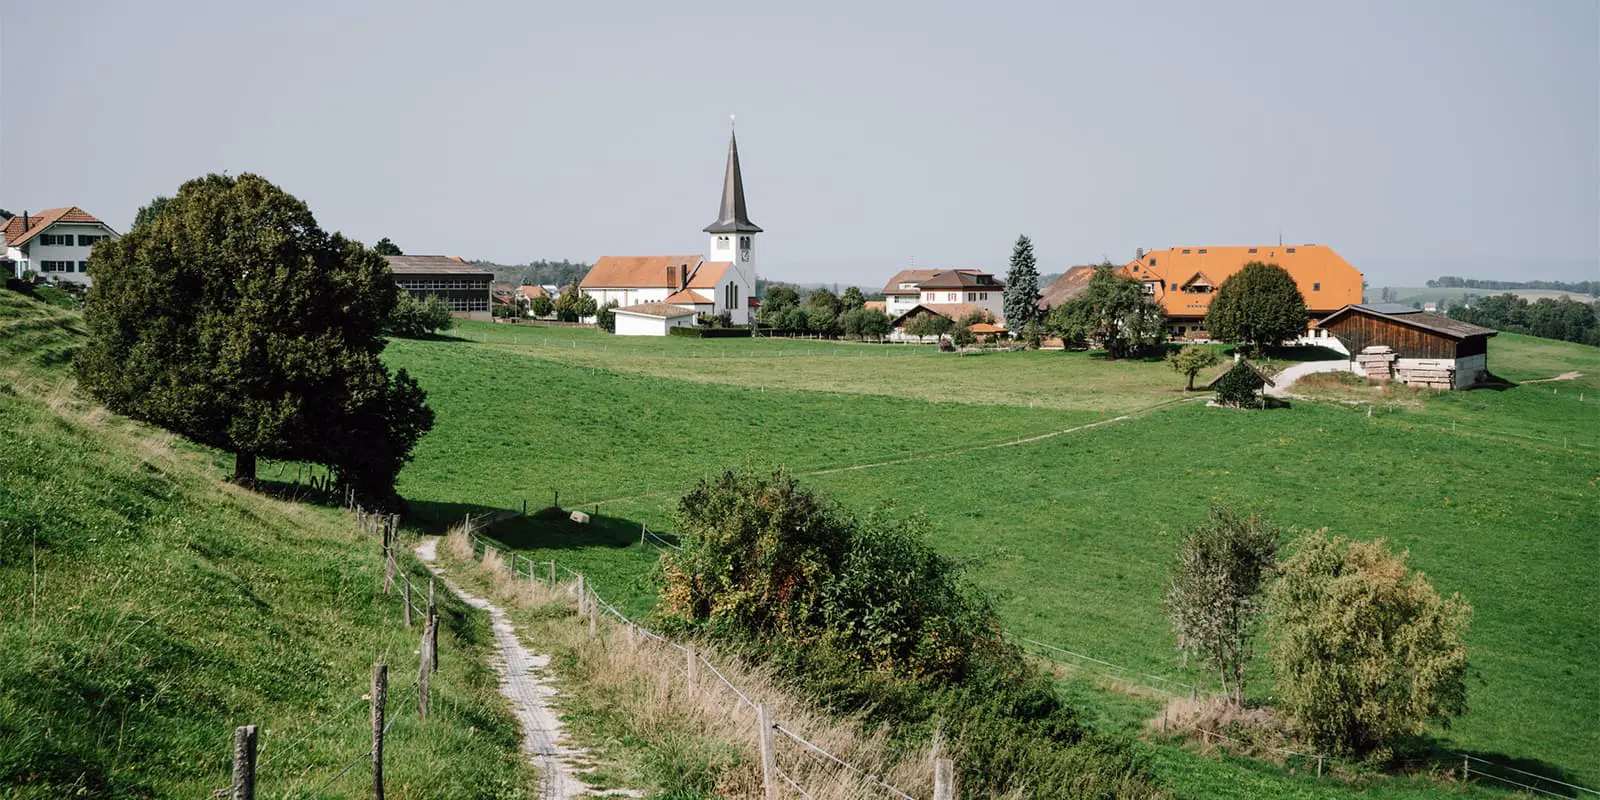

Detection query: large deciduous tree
(1205, 262), (1309, 350)
(1267, 532), (1471, 760)
(1044, 264), (1166, 357)
(1166, 506), (1280, 706)
(373, 237), (404, 256)
(839, 286), (866, 311)
(132, 195), (171, 228)
(1003, 234), (1042, 332)
(76, 173), (433, 504)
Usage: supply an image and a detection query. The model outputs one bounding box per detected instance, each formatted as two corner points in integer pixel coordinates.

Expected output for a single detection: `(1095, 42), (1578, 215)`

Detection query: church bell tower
(704, 124), (761, 322)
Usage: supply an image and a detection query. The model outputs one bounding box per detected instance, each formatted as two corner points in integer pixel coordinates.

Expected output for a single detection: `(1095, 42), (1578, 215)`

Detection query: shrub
(1213, 360), (1264, 408)
(1167, 344), (1222, 390)
(386, 292), (454, 337)
(530, 293), (554, 318)
(950, 322), (976, 348)
(1267, 531), (1471, 760)
(597, 300), (619, 333)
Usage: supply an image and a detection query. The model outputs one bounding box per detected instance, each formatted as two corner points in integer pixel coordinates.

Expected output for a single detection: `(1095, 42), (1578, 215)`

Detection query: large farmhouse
(580, 130), (761, 334)
(4, 208), (120, 286)
(1120, 245), (1362, 345)
(1319, 303), (1497, 390)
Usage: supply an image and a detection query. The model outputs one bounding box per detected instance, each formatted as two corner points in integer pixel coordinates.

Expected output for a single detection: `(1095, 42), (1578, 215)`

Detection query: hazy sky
(3, 1), (1596, 286)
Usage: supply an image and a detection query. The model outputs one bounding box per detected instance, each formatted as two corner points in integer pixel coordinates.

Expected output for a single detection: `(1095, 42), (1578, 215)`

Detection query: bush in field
(1267, 531), (1471, 760)
(1213, 360), (1264, 408)
(1166, 506), (1279, 706)
(951, 322), (977, 348)
(387, 292), (454, 337)
(1167, 344), (1222, 390)
(660, 468), (1164, 797)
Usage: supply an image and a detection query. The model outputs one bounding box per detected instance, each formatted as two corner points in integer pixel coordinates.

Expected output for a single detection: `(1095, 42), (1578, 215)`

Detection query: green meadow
(386, 320), (1600, 796)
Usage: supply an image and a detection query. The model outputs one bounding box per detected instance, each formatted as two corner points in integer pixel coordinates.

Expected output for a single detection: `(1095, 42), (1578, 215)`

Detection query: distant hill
(1369, 286), (1594, 312)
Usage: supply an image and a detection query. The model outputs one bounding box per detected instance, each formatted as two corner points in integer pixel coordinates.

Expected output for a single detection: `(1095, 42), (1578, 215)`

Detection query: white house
(880, 268), (1006, 321)
(4, 208), (120, 286)
(612, 302), (700, 336)
(580, 129), (762, 332)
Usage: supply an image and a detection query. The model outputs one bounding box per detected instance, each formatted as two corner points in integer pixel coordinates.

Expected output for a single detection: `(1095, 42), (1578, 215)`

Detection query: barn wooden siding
(1326, 314), (1485, 359)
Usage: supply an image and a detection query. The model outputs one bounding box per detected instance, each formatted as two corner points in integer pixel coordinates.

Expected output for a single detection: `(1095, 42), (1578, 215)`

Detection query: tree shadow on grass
(404, 499), (683, 552)
(1470, 371), (1519, 391)
(1397, 743), (1593, 797)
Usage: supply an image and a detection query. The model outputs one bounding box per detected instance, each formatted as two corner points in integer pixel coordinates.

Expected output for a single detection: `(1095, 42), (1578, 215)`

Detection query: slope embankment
(0, 290), (536, 797)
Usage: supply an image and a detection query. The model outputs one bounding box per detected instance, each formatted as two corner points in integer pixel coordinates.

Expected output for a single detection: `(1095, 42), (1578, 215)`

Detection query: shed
(612, 302), (698, 336)
(1318, 304), (1497, 389)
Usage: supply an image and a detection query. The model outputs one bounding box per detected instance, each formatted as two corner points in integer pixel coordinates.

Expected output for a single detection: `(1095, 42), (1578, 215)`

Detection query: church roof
(665, 289), (712, 305)
(703, 130), (762, 234)
(581, 255), (705, 289)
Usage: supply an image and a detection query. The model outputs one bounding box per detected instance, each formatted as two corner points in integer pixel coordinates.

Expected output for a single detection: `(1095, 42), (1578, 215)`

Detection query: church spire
(703, 127), (762, 234)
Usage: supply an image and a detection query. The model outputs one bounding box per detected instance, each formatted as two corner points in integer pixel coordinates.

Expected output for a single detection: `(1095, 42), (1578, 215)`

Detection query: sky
(2, 0), (1596, 287)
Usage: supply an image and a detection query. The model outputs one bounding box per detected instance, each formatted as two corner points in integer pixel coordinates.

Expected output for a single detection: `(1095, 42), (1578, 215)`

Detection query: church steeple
(703, 129), (762, 234)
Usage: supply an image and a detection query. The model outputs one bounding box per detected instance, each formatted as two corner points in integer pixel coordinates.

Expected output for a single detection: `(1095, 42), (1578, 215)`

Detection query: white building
(879, 268), (1006, 322)
(4, 208), (120, 286)
(612, 302), (700, 336)
(580, 129), (761, 333)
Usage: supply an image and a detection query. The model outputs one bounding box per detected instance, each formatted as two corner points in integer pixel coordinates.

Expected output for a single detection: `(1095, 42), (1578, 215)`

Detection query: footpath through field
(576, 395), (1197, 509)
(415, 537), (631, 799)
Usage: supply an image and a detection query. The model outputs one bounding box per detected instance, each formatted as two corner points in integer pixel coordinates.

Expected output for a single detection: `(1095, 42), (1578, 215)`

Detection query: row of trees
(1167, 507), (1470, 759)
(77, 174), (435, 506)
(757, 284), (897, 339)
(1428, 275), (1598, 295)
(1448, 293), (1600, 347)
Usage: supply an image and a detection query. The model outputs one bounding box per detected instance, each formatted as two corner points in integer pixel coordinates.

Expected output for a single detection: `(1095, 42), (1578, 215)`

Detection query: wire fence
(462, 526), (933, 800)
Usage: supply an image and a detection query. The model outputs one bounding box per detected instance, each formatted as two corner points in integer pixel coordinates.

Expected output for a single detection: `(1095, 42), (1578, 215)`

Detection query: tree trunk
(233, 451), (258, 486)
(1187, 372), (1196, 391)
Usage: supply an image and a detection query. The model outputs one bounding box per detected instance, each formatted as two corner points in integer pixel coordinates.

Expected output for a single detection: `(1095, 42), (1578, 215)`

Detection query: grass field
(383, 321), (1600, 796)
(0, 291), (536, 798)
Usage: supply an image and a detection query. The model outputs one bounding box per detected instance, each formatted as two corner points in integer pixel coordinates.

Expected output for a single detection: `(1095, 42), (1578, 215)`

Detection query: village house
(1037, 265), (1097, 313)
(4, 208), (120, 286)
(385, 254), (493, 321)
(1318, 303), (1497, 389)
(1120, 244), (1362, 346)
(579, 129), (761, 335)
(880, 268), (1005, 320)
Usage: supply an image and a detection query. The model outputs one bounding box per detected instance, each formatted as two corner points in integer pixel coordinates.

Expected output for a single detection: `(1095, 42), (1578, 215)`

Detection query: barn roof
(384, 255), (492, 277)
(1320, 304), (1498, 340)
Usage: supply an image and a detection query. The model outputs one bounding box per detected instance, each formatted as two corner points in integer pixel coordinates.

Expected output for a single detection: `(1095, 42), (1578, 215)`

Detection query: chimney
(1136, 247), (1144, 260)
(21, 211), (29, 232)
(666, 266), (676, 290)
(679, 263), (688, 290)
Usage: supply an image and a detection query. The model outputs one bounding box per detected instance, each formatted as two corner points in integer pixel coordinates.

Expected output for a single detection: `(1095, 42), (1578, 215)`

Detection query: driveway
(1265, 358), (1351, 398)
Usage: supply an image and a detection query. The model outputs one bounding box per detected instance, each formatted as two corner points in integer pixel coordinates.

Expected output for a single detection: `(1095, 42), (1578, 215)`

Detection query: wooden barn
(1318, 304), (1498, 390)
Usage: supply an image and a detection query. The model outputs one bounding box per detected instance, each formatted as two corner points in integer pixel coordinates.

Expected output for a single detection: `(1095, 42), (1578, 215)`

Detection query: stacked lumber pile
(1356, 346), (1396, 381)
(1395, 361), (1456, 389)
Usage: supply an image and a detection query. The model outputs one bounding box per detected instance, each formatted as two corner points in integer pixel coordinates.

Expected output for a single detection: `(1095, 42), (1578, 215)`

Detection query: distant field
(383, 324), (1600, 795)
(1374, 286), (1596, 308)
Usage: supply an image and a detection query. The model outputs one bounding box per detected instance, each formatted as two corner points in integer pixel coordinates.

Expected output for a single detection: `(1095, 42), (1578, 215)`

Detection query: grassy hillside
(380, 322), (1599, 795)
(0, 290), (536, 798)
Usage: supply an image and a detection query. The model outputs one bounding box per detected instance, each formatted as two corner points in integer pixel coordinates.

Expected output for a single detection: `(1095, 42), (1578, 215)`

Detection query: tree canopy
(1205, 262), (1309, 349)
(373, 237), (404, 256)
(75, 173), (433, 504)
(1167, 344), (1222, 390)
(553, 284), (597, 322)
(1268, 532), (1471, 759)
(1003, 234), (1042, 332)
(1044, 264), (1166, 357)
(132, 196), (171, 229)
(839, 286), (866, 311)
(904, 312), (953, 340)
(385, 293), (454, 338)
(1166, 506), (1279, 706)
(1449, 293), (1599, 346)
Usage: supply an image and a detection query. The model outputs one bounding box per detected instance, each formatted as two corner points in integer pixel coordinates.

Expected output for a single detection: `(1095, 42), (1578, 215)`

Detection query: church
(579, 129), (762, 335)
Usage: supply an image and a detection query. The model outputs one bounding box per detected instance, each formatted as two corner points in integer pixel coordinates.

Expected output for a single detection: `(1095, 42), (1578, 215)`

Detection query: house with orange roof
(4, 207), (120, 286)
(578, 128), (762, 334)
(1119, 244), (1362, 346)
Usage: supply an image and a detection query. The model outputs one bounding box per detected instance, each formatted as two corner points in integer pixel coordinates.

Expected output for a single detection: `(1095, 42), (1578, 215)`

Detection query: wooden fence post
(419, 618), (432, 721)
(428, 582), (439, 675)
(934, 757), (955, 800)
(576, 575), (586, 614)
(587, 589), (597, 638)
(757, 703), (777, 800)
(402, 574), (412, 628)
(383, 547), (394, 595)
(230, 724), (257, 800)
(371, 662), (387, 800)
(686, 645), (698, 690)
(640, 523), (646, 546)
(548, 560), (556, 589)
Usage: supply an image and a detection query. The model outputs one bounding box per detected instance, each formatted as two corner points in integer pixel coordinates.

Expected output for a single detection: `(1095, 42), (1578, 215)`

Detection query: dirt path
(415, 538), (623, 799)
(1263, 359), (1352, 398)
(1523, 371), (1583, 383)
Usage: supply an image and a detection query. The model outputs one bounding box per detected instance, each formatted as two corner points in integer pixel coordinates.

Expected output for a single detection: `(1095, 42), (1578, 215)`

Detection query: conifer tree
(1003, 234), (1042, 332)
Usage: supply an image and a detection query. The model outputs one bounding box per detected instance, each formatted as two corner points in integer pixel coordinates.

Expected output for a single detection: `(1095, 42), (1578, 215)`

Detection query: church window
(739, 236), (751, 250)
(717, 236), (730, 247)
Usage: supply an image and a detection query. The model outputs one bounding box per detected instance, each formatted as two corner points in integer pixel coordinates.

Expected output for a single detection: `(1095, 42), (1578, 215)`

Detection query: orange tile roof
(685, 261), (732, 290)
(891, 302), (990, 325)
(1121, 245), (1362, 320)
(614, 302), (697, 318)
(863, 300), (886, 312)
(581, 255), (706, 289)
(517, 285), (549, 300)
(665, 289), (712, 304)
(3, 207), (112, 248)
(969, 322), (1008, 334)
(1038, 265), (1096, 310)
